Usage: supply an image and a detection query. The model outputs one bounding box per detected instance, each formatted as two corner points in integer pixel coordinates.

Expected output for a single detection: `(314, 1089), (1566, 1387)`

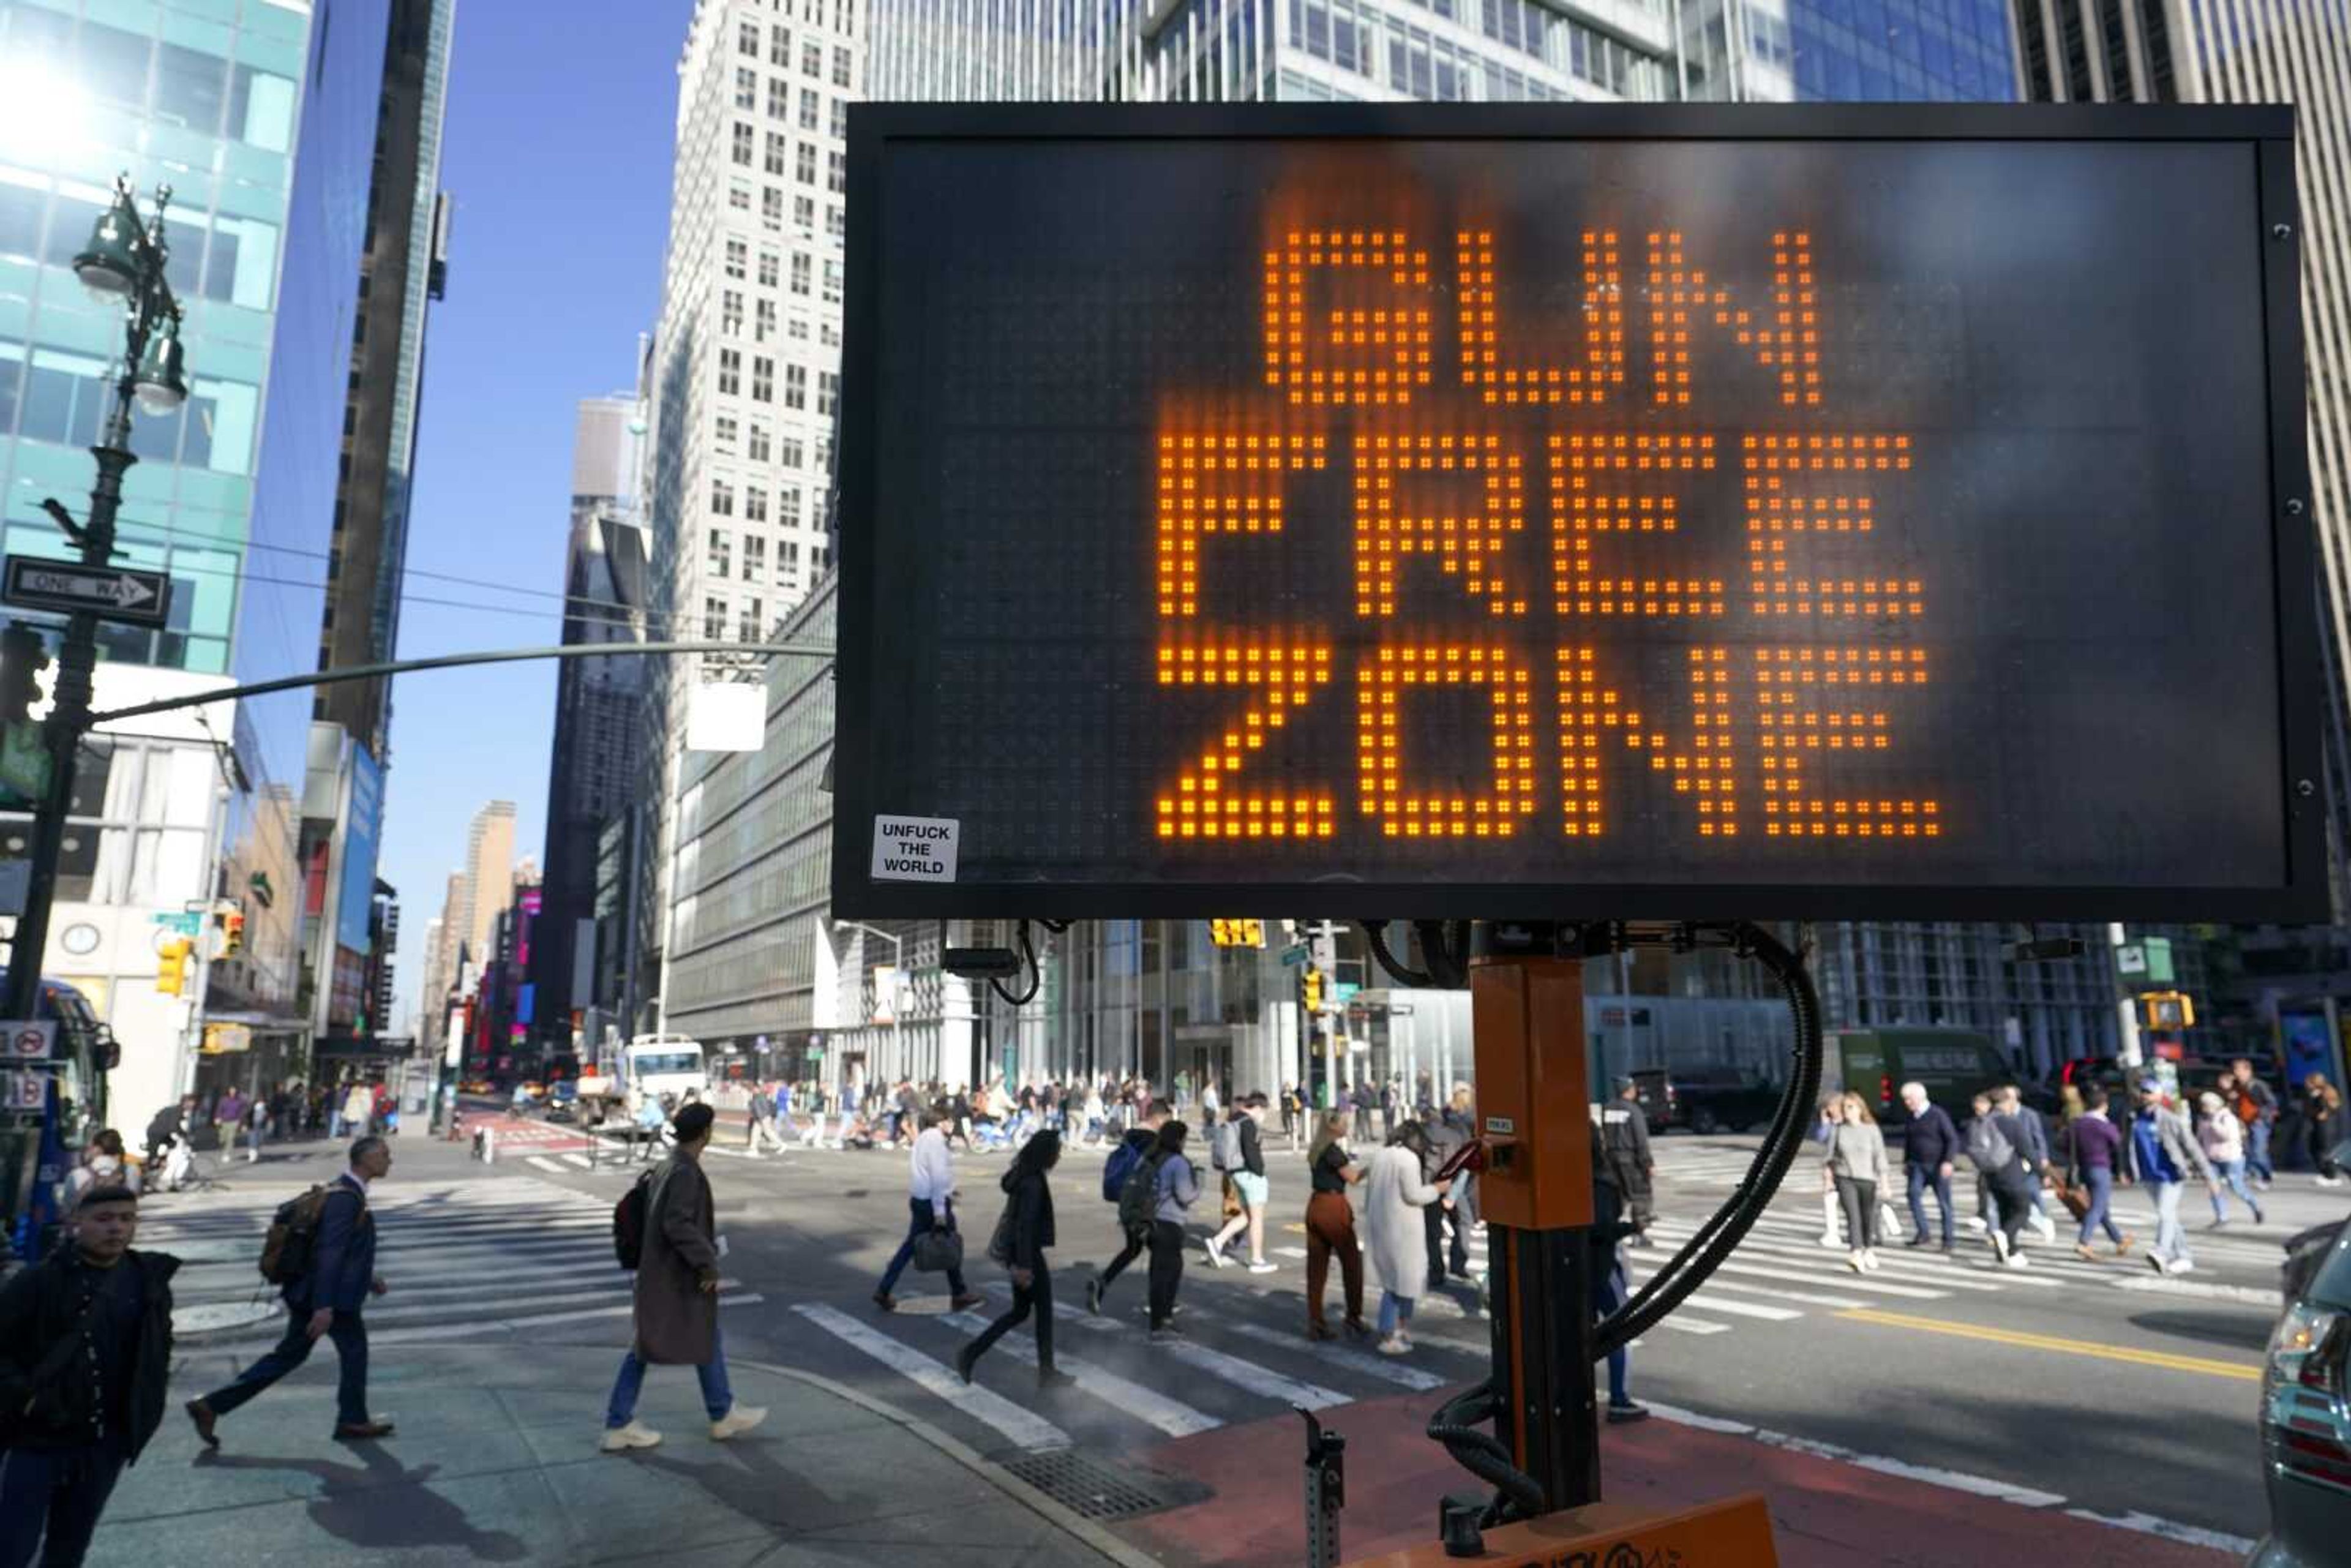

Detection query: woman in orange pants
(1304, 1111), (1370, 1339)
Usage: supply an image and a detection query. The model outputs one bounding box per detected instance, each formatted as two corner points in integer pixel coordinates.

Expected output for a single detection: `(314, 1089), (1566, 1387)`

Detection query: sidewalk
(1117, 1388), (2248, 1568)
(105, 1343), (1149, 1567)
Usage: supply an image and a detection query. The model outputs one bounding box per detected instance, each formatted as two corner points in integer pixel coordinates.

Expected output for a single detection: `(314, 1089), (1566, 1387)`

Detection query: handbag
(986, 1206), (1017, 1267)
(911, 1223), (963, 1275)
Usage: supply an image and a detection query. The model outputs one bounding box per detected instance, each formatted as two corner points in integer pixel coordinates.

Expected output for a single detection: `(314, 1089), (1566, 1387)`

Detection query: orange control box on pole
(1470, 954), (1591, 1232)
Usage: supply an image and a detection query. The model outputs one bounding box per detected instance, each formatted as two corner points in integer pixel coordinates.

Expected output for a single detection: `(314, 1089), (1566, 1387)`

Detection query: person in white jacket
(1360, 1124), (1445, 1354)
(1826, 1092), (1891, 1275)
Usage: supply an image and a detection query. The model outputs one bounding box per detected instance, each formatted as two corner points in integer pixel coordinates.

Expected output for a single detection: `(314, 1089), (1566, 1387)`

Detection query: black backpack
(613, 1169), (657, 1270)
(1117, 1150), (1167, 1235)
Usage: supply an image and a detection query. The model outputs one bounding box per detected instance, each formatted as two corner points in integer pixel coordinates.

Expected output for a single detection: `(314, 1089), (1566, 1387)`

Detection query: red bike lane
(1115, 1387), (2245, 1568)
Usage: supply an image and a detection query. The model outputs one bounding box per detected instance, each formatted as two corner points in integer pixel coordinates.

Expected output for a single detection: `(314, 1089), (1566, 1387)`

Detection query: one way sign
(4, 558), (171, 627)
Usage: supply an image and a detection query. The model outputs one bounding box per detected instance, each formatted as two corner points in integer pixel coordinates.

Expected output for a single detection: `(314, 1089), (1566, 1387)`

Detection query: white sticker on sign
(871, 816), (959, 882)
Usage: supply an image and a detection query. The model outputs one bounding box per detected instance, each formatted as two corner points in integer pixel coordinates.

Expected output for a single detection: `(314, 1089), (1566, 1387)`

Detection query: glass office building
(0, 0), (394, 1120)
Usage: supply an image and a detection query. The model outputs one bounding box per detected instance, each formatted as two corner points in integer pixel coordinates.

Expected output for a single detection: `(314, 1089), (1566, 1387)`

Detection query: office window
(820, 320), (840, 348)
(826, 203), (844, 239)
(757, 249), (779, 287)
(782, 539), (803, 566)
(800, 87), (821, 129)
(725, 238), (748, 279)
(728, 181), (752, 211)
(833, 45), (852, 86)
(779, 487), (804, 527)
(827, 150), (846, 193)
(721, 289), (744, 336)
(735, 66), (759, 107)
(716, 348), (741, 396)
(749, 424), (773, 463)
(745, 485), (770, 523)
(707, 527), (732, 576)
(817, 370), (839, 417)
(796, 142), (819, 186)
(790, 252), (812, 296)
(740, 598), (765, 641)
(789, 316), (810, 340)
(822, 258), (842, 305)
(796, 194), (817, 229)
(703, 597), (728, 640)
(765, 130), (788, 174)
(741, 20), (762, 53)
(831, 98), (849, 138)
(755, 298), (777, 340)
(710, 481), (735, 517)
(751, 356), (774, 403)
(803, 40), (823, 75)
(714, 414), (739, 451)
(784, 364), (808, 409)
(780, 437), (804, 469)
(770, 23), (792, 62)
(732, 122), (754, 167)
(743, 535), (768, 583)
(767, 76), (791, 119)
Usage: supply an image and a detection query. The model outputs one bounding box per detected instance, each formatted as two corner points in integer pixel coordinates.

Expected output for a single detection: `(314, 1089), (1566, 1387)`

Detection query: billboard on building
(336, 745), (383, 956)
(833, 104), (2323, 923)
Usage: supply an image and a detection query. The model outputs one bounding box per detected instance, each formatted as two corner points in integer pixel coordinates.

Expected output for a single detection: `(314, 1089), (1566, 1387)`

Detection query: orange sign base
(1340, 1492), (1778, 1567)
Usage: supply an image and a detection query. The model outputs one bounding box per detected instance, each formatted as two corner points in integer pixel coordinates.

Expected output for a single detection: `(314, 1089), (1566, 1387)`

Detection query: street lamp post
(834, 918), (904, 1082)
(3, 176), (188, 1027)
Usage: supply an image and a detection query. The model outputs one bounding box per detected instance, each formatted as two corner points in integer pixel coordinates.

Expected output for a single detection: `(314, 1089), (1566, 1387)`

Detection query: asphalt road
(139, 1101), (2303, 1559)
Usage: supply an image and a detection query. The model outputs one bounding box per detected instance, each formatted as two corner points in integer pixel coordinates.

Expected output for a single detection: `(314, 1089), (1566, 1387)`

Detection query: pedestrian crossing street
(140, 1174), (767, 1349)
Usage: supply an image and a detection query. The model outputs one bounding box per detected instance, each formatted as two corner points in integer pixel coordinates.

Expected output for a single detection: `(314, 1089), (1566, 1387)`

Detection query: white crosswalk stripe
(137, 1174), (748, 1347)
(941, 1308), (1225, 1436)
(793, 1302), (1072, 1450)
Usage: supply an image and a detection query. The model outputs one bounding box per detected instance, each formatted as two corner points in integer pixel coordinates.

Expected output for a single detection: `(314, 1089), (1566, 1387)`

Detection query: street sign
(4, 557), (170, 627)
(1333, 982), (1360, 1005)
(831, 105), (2324, 923)
(2, 1069), (45, 1111)
(1, 1020), (54, 1060)
(149, 910), (204, 935)
(1280, 943), (1310, 967)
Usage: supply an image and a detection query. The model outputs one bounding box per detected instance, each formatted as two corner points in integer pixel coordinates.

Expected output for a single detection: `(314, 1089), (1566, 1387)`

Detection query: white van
(623, 1035), (708, 1108)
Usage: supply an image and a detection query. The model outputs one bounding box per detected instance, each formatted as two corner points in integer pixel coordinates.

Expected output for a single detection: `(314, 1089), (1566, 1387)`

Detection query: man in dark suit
(184, 1136), (396, 1446)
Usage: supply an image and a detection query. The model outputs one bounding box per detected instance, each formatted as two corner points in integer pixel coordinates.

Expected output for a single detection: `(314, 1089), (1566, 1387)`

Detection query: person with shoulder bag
(0, 1185), (176, 1568)
(2062, 1086), (2134, 1260)
(873, 1110), (984, 1314)
(599, 1104), (765, 1451)
(958, 1131), (1074, 1390)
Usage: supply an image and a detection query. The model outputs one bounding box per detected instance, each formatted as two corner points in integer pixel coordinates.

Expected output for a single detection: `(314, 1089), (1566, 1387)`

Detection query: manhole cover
(1000, 1451), (1210, 1521)
(175, 1300), (280, 1335)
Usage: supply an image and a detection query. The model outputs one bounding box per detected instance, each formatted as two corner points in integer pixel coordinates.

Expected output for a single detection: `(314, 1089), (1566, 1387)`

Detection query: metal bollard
(1300, 1406), (1346, 1568)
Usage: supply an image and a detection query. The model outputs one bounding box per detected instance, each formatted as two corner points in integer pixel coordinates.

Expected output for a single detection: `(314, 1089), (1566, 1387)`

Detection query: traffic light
(1303, 967), (1324, 1013)
(216, 908), (245, 959)
(1209, 918), (1264, 948)
(0, 621), (50, 727)
(156, 937), (192, 996)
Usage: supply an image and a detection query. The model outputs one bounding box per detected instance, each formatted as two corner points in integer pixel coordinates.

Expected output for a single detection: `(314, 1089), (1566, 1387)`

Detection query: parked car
(2255, 1144), (2351, 1566)
(1629, 1066), (1782, 1136)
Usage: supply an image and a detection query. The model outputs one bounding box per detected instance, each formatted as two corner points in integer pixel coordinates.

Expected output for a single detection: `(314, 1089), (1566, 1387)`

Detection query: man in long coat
(600, 1103), (767, 1450)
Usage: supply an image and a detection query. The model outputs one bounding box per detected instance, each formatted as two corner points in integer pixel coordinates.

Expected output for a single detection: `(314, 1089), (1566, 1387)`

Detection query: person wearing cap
(601, 1102), (766, 1452)
(1599, 1076), (1656, 1246)
(2124, 1077), (2218, 1275)
(0, 1183), (177, 1567)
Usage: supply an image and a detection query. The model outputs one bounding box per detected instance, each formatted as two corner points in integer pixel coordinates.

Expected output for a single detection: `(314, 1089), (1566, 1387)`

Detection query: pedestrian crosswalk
(140, 1175), (767, 1349)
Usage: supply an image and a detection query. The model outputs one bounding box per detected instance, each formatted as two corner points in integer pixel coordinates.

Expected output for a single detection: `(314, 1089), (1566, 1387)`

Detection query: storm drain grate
(1000, 1449), (1213, 1521)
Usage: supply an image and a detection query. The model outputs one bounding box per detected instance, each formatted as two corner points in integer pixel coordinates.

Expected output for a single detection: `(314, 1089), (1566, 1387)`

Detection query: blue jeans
(606, 1325), (733, 1428)
(201, 1305), (372, 1430)
(0, 1438), (129, 1568)
(1906, 1161), (1954, 1245)
(1592, 1262), (1630, 1406)
(1376, 1289), (1416, 1337)
(2248, 1119), (2276, 1182)
(878, 1196), (967, 1297)
(2152, 1180), (2190, 1264)
(2211, 1158), (2263, 1220)
(2077, 1165), (2124, 1245)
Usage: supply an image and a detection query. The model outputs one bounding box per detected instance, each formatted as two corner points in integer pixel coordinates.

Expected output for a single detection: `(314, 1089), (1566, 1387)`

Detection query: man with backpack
(1964, 1094), (2036, 1268)
(601, 1103), (765, 1451)
(1087, 1103), (1170, 1315)
(0, 1184), (176, 1567)
(186, 1136), (396, 1449)
(1204, 1095), (1275, 1272)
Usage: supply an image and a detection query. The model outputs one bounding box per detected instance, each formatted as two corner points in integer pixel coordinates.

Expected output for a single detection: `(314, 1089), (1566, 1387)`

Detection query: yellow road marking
(1836, 1308), (2262, 1381)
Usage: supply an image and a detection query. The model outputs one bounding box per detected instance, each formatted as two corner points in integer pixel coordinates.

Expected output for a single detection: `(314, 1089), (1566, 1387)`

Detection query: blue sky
(380, 1), (693, 1028)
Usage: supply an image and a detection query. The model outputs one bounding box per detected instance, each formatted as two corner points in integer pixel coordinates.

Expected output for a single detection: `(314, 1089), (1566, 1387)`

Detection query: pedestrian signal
(0, 621), (50, 727)
(156, 937), (192, 997)
(2140, 990), (2195, 1030)
(1303, 967), (1324, 1013)
(1209, 918), (1264, 948)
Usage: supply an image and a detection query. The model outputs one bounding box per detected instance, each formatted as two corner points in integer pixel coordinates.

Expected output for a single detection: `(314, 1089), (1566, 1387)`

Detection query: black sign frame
(2, 557), (171, 628)
(833, 103), (2323, 923)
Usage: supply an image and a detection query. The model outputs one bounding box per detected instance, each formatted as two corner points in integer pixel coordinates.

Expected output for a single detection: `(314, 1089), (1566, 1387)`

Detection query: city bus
(1, 978), (114, 1261)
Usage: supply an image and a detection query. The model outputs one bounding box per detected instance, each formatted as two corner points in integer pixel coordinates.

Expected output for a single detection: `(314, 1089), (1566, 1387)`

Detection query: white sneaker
(2147, 1254), (2172, 1275)
(1861, 1251), (1881, 1272)
(710, 1405), (768, 1441)
(1203, 1237), (1226, 1269)
(601, 1421), (662, 1452)
(1963, 1216), (1988, 1232)
(1817, 1233), (1842, 1250)
(1846, 1253), (1867, 1275)
(2030, 1214), (2058, 1244)
(2169, 1259), (2196, 1275)
(1376, 1334), (1411, 1356)
(1247, 1261), (1277, 1274)
(2320, 1176), (2345, 1188)
(1989, 1228), (2011, 1262)
(2005, 1252), (2031, 1270)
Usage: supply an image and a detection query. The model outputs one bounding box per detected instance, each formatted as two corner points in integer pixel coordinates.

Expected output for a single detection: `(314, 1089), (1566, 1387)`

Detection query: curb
(729, 1356), (1166, 1568)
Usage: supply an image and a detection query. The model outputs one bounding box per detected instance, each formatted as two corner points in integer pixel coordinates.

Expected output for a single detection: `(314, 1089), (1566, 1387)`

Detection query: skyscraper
(463, 799), (516, 964)
(0, 0), (441, 1119)
(535, 373), (651, 1052)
